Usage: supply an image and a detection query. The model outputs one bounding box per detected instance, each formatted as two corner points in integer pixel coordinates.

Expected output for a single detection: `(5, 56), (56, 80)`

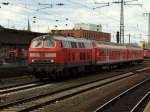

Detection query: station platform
(144, 101), (150, 112)
(0, 63), (30, 79)
(0, 62), (27, 68)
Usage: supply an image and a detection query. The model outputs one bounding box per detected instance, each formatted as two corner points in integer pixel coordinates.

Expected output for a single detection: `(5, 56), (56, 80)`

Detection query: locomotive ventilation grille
(30, 53), (56, 57)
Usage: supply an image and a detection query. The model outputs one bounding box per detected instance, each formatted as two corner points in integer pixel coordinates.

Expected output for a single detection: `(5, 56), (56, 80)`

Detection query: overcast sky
(0, 0), (149, 43)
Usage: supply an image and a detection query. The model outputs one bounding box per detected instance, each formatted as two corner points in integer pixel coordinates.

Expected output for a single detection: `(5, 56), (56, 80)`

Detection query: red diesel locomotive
(28, 35), (143, 79)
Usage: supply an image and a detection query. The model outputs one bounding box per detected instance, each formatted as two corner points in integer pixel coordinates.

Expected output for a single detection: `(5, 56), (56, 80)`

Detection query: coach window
(62, 41), (70, 48)
(44, 40), (55, 48)
(81, 43), (85, 48)
(74, 42), (77, 48)
(62, 41), (66, 48)
(85, 43), (89, 48)
(71, 42), (77, 48)
(85, 43), (88, 48)
(81, 43), (84, 48)
(78, 43), (82, 48)
(84, 43), (87, 48)
(85, 43), (87, 48)
(87, 43), (90, 48)
(89, 42), (92, 48)
(68, 41), (72, 48)
(88, 43), (92, 48)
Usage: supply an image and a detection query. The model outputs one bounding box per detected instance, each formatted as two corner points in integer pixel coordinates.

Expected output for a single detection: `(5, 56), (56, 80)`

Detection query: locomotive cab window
(31, 40), (43, 48)
(44, 39), (55, 48)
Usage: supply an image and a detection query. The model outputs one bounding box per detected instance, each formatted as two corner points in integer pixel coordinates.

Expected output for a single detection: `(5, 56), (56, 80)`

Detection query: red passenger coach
(94, 42), (128, 65)
(127, 46), (144, 61)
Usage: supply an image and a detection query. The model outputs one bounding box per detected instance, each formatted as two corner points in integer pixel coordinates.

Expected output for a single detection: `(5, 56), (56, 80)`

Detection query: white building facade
(74, 23), (102, 32)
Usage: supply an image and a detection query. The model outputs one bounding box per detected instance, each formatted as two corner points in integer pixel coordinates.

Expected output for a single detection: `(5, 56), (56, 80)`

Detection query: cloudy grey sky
(0, 0), (149, 43)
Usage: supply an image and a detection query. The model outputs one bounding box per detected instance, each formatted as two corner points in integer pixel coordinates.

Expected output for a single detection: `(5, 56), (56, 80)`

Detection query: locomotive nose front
(28, 37), (56, 64)
(28, 36), (58, 75)
(29, 52), (56, 64)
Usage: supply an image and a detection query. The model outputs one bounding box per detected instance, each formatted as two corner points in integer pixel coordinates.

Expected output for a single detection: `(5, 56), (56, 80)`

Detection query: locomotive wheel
(50, 73), (57, 81)
(56, 71), (63, 80)
(35, 72), (44, 81)
(63, 69), (70, 79)
(50, 71), (63, 81)
(39, 76), (44, 81)
(71, 68), (78, 78)
(33, 71), (43, 81)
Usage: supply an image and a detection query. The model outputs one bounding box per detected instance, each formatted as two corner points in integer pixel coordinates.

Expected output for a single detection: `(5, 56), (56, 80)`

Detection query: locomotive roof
(33, 35), (142, 49)
(33, 35), (92, 43)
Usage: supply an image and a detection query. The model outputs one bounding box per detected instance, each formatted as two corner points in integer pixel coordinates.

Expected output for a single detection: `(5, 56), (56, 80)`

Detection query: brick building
(50, 29), (111, 42)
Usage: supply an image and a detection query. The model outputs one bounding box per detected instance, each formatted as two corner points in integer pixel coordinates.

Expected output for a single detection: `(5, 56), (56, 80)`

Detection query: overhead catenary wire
(0, 0), (148, 38)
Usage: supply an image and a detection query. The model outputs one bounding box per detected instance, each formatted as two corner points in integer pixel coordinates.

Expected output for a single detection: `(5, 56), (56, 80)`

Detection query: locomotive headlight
(50, 59), (54, 63)
(32, 59), (35, 62)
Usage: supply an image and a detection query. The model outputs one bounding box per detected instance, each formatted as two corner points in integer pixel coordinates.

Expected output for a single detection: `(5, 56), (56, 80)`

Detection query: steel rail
(130, 91), (150, 112)
(0, 81), (47, 94)
(94, 78), (150, 112)
(0, 73), (134, 111)
(1, 67), (150, 112)
(0, 63), (147, 91)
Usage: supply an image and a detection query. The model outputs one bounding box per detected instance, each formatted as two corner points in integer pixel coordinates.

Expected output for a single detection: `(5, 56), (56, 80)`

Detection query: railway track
(131, 92), (150, 112)
(0, 67), (150, 112)
(0, 81), (47, 94)
(0, 62), (147, 88)
(0, 64), (146, 96)
(0, 63), (147, 92)
(0, 75), (38, 90)
(94, 79), (150, 112)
